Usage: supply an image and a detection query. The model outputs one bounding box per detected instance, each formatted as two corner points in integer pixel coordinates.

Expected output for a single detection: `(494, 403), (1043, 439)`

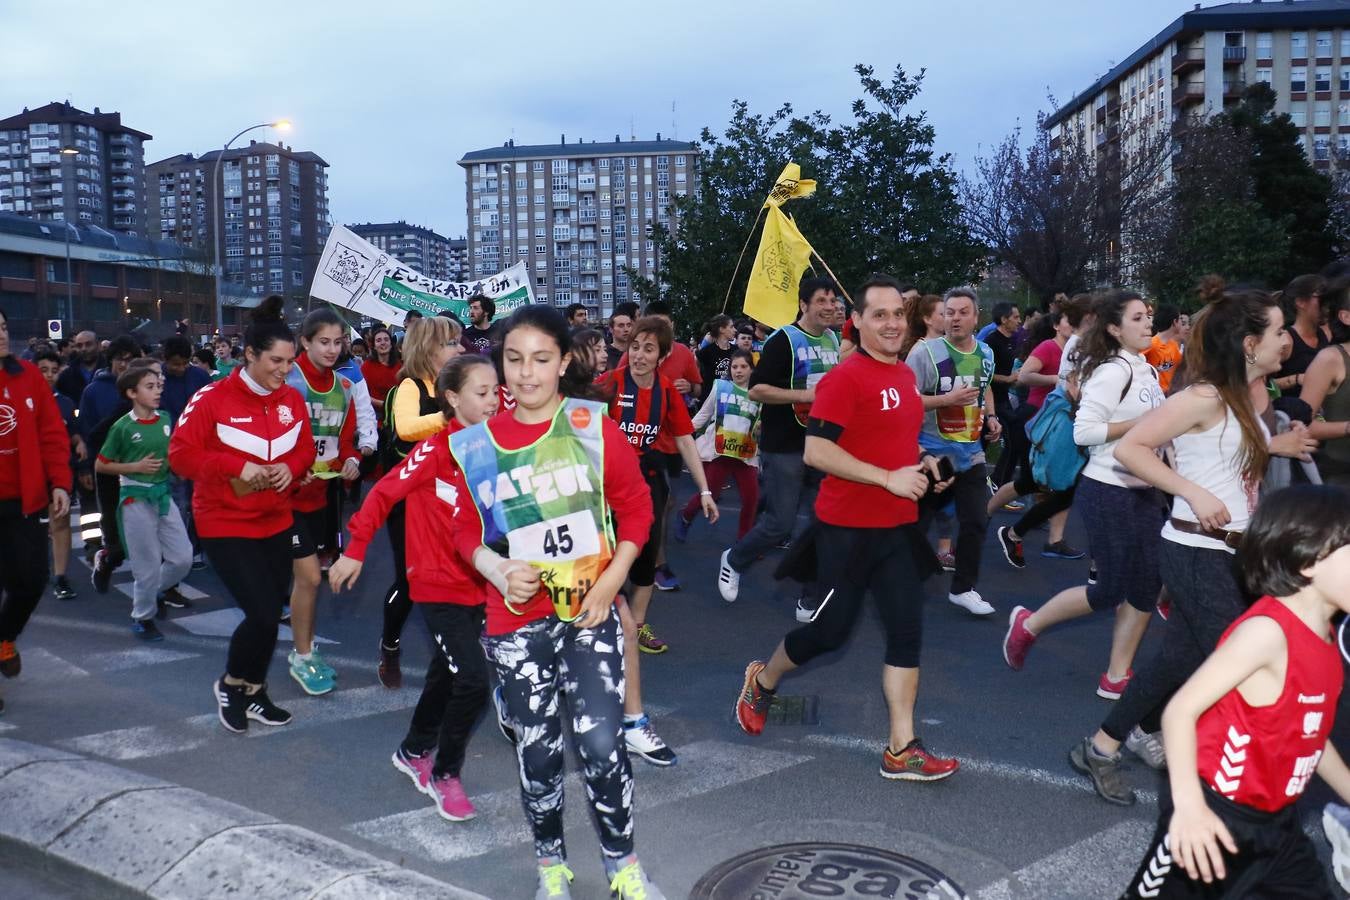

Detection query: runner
(734, 275), (958, 781)
(1120, 484), (1349, 898)
(83, 335), (142, 593)
(442, 304), (662, 899)
(284, 309), (363, 695)
(329, 354), (500, 822)
(168, 296), (315, 733)
(1272, 273), (1327, 399)
(360, 327), (401, 422)
(605, 302), (638, 372)
(34, 350), (85, 600)
(985, 301), (1023, 490)
(1144, 304), (1190, 395)
(695, 314), (736, 403)
(1298, 278), (1350, 487)
(675, 349), (761, 542)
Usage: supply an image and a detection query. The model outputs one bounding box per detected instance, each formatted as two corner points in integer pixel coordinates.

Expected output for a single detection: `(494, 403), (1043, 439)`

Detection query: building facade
(146, 141), (330, 300)
(349, 221), (460, 282)
(446, 237), (468, 282)
(457, 135), (697, 319)
(0, 101), (152, 237)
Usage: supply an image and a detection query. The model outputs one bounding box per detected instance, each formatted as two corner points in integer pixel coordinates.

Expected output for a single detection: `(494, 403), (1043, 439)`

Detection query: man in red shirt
(733, 275), (961, 781)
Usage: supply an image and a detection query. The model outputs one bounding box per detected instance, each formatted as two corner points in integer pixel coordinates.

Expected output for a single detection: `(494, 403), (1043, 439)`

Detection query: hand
(1185, 487), (1231, 531)
(265, 463), (294, 493)
(1168, 802), (1237, 883)
(50, 488), (70, 519)
(132, 454), (164, 475)
(985, 415), (1002, 440)
(1268, 422), (1317, 460)
(77, 472), (94, 492)
(574, 574), (621, 629)
(340, 457), (362, 481)
(74, 436), (88, 462)
(239, 461), (271, 491)
(944, 384), (980, 407)
(920, 456), (955, 494)
(699, 492), (719, 524)
(501, 561), (541, 605)
(884, 465), (930, 501)
(673, 378), (692, 394)
(360, 446), (375, 458)
(328, 555), (363, 592)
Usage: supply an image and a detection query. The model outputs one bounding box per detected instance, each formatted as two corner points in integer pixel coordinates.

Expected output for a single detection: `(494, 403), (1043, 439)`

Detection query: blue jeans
(727, 450), (819, 574)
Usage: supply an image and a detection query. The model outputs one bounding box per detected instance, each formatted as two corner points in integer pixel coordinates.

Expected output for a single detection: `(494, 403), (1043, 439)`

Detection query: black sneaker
(1087, 565), (1099, 586)
(191, 553), (207, 571)
(214, 678), (248, 733)
(91, 548), (114, 594)
(1068, 737), (1136, 806)
(131, 619), (164, 642)
(245, 685), (292, 727)
(0, 692), (5, 716)
(159, 587), (192, 610)
(996, 526), (1026, 569)
(52, 576), (77, 601)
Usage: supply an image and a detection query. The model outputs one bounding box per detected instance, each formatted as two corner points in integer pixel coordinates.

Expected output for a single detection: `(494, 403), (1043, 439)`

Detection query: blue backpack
(1025, 364), (1132, 492)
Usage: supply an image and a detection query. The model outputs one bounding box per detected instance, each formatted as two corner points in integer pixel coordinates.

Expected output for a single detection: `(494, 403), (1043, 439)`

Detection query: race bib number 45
(507, 510), (600, 562)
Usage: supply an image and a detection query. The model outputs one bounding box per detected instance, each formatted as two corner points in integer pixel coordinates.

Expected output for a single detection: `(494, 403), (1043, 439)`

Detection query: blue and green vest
(287, 365), (353, 475)
(782, 324), (840, 426)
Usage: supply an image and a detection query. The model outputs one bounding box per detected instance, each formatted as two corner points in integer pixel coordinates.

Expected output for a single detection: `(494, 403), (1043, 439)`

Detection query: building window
(1317, 68), (1332, 92)
(1318, 31), (1333, 58)
(598, 159), (609, 169)
(1292, 31), (1309, 58)
(1258, 68), (1274, 86)
(1292, 67), (1308, 92)
(1316, 100), (1332, 126)
(1315, 136), (1330, 160)
(1256, 32), (1273, 60)
(533, 161), (544, 171)
(551, 159), (567, 174)
(1341, 102), (1350, 126)
(1291, 100), (1308, 127)
(1343, 31), (1350, 59)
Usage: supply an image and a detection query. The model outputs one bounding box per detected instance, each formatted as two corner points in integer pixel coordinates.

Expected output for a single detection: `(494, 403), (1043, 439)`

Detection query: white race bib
(507, 509), (601, 562)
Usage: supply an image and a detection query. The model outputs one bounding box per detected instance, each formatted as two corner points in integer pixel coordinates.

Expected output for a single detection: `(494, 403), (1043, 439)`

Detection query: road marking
(18, 647), (90, 679)
(84, 648), (200, 672)
(348, 739), (811, 862)
(59, 684), (421, 761)
(803, 733), (1159, 805)
(172, 608), (337, 645)
(113, 581), (209, 602)
(974, 820), (1153, 900)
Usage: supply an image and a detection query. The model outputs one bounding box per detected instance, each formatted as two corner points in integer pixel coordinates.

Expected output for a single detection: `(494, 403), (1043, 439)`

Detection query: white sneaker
(624, 714), (677, 766)
(948, 590), (994, 616)
(794, 595), (817, 623)
(1125, 726), (1167, 770)
(1324, 803), (1350, 894)
(717, 549), (740, 603)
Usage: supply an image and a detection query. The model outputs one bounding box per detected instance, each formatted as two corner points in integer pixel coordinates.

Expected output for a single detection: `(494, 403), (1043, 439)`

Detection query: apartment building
(146, 141), (330, 299)
(349, 220), (461, 282)
(447, 237), (468, 282)
(457, 135), (697, 319)
(0, 101), (152, 236)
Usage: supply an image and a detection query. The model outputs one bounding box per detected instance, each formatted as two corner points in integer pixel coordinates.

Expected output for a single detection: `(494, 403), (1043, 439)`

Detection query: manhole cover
(690, 842), (967, 900)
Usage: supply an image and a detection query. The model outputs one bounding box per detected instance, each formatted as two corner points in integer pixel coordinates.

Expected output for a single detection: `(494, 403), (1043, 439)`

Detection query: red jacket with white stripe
(169, 367), (316, 540)
(345, 421), (482, 604)
(0, 357), (73, 515)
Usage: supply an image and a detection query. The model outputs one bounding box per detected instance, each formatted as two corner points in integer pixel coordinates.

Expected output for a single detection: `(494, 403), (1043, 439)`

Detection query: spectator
(460, 295), (502, 355)
(56, 330), (100, 407)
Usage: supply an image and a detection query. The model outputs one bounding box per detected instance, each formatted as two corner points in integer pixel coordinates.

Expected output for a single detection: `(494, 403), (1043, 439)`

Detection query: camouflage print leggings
(482, 607), (633, 862)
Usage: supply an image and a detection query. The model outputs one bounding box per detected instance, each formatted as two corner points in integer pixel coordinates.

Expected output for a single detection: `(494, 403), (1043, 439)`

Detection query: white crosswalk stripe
(975, 820), (1154, 900)
(83, 648), (200, 672)
(348, 739), (810, 863)
(113, 581), (210, 602)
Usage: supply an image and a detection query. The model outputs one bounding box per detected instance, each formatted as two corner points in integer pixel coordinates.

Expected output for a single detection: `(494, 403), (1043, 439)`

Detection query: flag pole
(721, 205), (768, 315)
(808, 246), (853, 306)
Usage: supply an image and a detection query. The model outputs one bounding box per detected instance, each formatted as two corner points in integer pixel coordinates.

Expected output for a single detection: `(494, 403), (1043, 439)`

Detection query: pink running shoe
(1002, 606), (1037, 671)
(391, 747), (433, 793)
(427, 773), (477, 821)
(1097, 669), (1134, 700)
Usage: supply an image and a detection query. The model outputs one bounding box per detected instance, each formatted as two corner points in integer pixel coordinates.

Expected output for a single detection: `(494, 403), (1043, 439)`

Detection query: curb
(0, 738), (491, 899)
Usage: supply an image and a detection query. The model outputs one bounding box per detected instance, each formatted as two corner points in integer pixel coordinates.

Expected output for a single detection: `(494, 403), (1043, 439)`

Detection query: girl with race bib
(675, 348), (761, 541)
(442, 305), (662, 900)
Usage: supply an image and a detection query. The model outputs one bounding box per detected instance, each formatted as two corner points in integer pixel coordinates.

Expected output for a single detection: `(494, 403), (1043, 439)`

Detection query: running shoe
(131, 619), (164, 642)
(794, 595), (818, 623)
(716, 549), (740, 603)
(91, 547), (113, 594)
(1323, 803), (1350, 895)
(244, 684), (292, 726)
(1156, 593), (1171, 621)
(672, 512), (693, 543)
(288, 649), (335, 696)
(492, 684), (518, 745)
(158, 586), (192, 609)
(279, 604), (292, 625)
(391, 746), (434, 793)
(308, 647), (337, 680)
(609, 860), (666, 900)
(1002, 606), (1036, 670)
(735, 660), (774, 736)
(1040, 541), (1085, 560)
(986, 474), (998, 495)
(0, 641), (19, 678)
(1087, 565), (1098, 586)
(52, 576), (77, 601)
(0, 693), (5, 716)
(880, 738), (960, 781)
(636, 623), (668, 654)
(948, 591), (995, 616)
(775, 537), (792, 551)
(191, 553), (207, 571)
(378, 641), (402, 689)
(1069, 737), (1136, 806)
(1125, 726), (1167, 770)
(214, 678), (247, 733)
(426, 773), (477, 821)
(653, 564), (680, 592)
(937, 552), (956, 572)
(624, 714), (678, 766)
(536, 862), (574, 899)
(1096, 669), (1133, 700)
(1002, 499), (1026, 512)
(996, 526), (1025, 569)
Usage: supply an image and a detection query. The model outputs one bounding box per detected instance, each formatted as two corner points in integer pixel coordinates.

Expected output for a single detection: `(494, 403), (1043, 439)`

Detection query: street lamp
(211, 119), (291, 335)
(58, 145), (79, 325)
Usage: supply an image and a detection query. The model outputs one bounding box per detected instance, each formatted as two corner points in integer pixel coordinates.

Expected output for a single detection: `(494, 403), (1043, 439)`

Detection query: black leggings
(402, 603), (489, 778)
(784, 523), (928, 669)
(204, 530), (292, 684)
(95, 471), (125, 564)
(0, 505), (50, 643)
(1008, 468), (1076, 537)
(381, 500), (414, 648)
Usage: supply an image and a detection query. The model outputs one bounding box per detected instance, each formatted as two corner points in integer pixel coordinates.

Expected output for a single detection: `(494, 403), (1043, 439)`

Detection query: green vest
(449, 399), (614, 622)
(710, 379), (760, 460)
(782, 324), (840, 426)
(287, 365), (353, 474)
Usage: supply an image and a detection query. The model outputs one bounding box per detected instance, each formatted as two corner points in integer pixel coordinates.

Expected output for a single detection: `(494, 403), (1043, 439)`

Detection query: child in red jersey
(1121, 484), (1350, 898)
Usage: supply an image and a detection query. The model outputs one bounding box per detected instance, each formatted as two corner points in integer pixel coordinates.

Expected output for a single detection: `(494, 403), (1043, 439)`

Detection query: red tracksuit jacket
(0, 358), (73, 515)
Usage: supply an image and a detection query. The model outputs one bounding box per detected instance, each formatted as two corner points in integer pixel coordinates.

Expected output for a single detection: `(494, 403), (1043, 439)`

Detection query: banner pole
(809, 247), (853, 306)
(721, 205), (767, 315)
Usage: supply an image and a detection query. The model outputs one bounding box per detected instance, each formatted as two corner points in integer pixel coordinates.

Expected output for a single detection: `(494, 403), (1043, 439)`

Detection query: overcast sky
(4, 0), (1191, 240)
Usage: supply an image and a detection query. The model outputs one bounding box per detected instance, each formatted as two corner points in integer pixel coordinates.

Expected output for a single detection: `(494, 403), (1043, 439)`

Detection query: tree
(631, 64), (982, 332)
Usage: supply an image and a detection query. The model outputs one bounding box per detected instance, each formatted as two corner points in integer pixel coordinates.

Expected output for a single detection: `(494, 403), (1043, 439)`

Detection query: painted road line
(349, 739), (811, 863)
(83, 648), (200, 672)
(112, 580), (210, 602)
(18, 647), (90, 679)
(803, 733), (1159, 806)
(59, 684), (421, 762)
(173, 607), (338, 645)
(974, 820), (1153, 900)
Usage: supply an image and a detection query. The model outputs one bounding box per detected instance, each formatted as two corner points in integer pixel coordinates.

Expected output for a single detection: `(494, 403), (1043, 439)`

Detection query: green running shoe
(308, 647), (337, 680)
(288, 649), (334, 696)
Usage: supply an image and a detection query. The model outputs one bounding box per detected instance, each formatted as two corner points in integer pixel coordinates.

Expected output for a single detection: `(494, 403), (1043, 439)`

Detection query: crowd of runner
(3, 266), (1350, 898)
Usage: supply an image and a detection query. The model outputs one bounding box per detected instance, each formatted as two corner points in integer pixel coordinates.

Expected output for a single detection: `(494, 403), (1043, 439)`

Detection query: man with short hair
(565, 302), (589, 329)
(607, 301), (639, 371)
(161, 336), (211, 571)
(717, 277), (840, 616)
(1143, 305), (1187, 394)
(80, 335), (143, 592)
(907, 288), (1000, 617)
(460, 295), (501, 355)
(56, 330), (100, 407)
(985, 301), (1023, 489)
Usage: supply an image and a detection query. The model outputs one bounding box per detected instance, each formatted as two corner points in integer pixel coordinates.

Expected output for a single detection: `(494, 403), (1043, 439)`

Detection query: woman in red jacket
(169, 297), (315, 733)
(0, 308), (73, 714)
(329, 354), (499, 822)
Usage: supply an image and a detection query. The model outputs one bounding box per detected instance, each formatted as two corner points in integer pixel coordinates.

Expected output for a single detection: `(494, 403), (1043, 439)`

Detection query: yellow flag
(744, 206), (815, 328)
(763, 163), (817, 208)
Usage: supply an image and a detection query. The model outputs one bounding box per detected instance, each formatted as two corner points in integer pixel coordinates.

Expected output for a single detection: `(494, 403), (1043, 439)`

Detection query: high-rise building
(146, 140), (330, 299)
(458, 135), (697, 318)
(349, 221), (460, 282)
(0, 101), (152, 236)
(446, 237), (468, 282)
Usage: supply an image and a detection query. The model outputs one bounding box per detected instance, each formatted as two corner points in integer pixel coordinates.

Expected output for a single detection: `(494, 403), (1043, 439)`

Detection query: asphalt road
(1, 493), (1346, 899)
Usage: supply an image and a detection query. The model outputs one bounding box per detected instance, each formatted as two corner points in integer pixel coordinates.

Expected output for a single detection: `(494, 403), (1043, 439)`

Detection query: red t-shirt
(617, 342), (701, 453)
(1027, 339), (1064, 408)
(361, 357), (402, 410)
(809, 350), (923, 528)
(597, 368), (693, 456)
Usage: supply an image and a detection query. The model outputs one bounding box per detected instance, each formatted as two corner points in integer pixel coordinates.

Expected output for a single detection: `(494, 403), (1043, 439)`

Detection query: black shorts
(289, 508), (329, 559)
(663, 451), (682, 480)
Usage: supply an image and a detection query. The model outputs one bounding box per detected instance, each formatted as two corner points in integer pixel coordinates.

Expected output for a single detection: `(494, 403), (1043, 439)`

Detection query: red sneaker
(735, 660), (774, 736)
(880, 739), (960, 781)
(1097, 669), (1133, 700)
(1002, 606), (1037, 671)
(0, 640), (19, 678)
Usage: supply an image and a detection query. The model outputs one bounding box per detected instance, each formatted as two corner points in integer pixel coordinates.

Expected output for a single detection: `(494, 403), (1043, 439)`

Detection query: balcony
(579, 259), (598, 273)
(109, 146), (131, 159)
(1222, 46), (1246, 65)
(1172, 47), (1204, 74)
(1223, 79), (1247, 100)
(110, 134), (134, 147)
(113, 201), (136, 213)
(1172, 82), (1205, 106)
(112, 175), (135, 186)
(113, 188), (135, 200)
(111, 160), (132, 173)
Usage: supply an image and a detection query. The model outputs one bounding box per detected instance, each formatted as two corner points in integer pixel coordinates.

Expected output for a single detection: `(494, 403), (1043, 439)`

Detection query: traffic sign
(47, 319), (63, 339)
